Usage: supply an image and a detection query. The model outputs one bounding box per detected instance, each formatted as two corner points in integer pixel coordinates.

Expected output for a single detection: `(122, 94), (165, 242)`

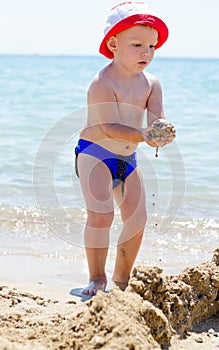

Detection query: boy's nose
(142, 46), (150, 56)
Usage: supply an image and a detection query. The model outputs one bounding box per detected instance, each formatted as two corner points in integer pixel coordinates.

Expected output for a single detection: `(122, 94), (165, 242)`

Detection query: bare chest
(113, 77), (151, 110)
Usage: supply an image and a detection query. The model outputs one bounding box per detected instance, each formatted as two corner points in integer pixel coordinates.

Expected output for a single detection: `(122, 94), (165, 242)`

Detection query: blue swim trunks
(75, 139), (137, 194)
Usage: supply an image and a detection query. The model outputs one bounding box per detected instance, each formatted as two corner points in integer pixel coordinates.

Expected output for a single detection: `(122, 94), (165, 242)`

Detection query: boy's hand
(144, 118), (176, 147)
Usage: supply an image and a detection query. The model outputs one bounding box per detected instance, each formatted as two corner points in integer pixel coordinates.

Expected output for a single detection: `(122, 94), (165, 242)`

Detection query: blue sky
(0, 0), (218, 58)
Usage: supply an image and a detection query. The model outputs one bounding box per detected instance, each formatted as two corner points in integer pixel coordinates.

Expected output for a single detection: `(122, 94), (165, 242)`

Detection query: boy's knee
(123, 208), (147, 232)
(87, 211), (114, 228)
(135, 212), (147, 232)
(141, 210), (147, 226)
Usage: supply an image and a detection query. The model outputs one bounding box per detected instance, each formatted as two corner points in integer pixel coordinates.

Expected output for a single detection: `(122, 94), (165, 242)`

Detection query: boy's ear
(106, 36), (118, 55)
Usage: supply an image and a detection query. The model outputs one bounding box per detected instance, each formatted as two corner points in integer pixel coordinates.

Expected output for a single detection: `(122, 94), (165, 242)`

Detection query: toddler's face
(108, 25), (158, 71)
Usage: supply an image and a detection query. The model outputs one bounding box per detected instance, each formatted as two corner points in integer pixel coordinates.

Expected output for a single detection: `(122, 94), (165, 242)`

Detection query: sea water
(0, 55), (218, 287)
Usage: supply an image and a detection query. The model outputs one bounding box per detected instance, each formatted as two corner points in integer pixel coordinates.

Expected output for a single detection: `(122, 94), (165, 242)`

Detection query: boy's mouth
(138, 61), (147, 66)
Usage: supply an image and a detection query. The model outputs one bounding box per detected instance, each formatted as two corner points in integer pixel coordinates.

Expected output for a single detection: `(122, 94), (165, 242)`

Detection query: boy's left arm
(145, 76), (175, 147)
(146, 75), (165, 126)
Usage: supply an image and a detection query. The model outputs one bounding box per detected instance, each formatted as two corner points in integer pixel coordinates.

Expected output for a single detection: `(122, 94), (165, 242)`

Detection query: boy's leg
(77, 154), (114, 295)
(112, 168), (147, 289)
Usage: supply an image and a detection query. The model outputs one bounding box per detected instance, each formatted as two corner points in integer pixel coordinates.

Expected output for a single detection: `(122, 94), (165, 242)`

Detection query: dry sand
(0, 249), (218, 349)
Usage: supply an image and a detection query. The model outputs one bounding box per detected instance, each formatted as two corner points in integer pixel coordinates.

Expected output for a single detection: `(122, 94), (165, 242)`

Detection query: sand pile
(70, 289), (163, 349)
(128, 248), (219, 336)
(70, 248), (219, 349)
(0, 249), (218, 350)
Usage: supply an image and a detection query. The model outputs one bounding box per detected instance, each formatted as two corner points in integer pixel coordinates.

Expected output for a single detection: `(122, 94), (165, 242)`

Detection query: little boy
(75, 2), (175, 295)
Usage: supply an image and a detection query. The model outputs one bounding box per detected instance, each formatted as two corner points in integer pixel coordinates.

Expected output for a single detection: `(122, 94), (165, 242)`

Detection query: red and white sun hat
(99, 2), (169, 59)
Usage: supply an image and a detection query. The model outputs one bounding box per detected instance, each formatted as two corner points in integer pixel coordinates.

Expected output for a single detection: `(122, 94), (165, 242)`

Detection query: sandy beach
(0, 249), (218, 350)
(1, 51), (219, 350)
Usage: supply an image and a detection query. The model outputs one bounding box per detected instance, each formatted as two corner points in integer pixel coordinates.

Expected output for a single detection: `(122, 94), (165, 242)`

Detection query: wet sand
(0, 249), (218, 349)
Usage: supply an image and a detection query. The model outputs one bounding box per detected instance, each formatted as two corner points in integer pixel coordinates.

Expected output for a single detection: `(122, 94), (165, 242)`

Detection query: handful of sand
(147, 119), (175, 157)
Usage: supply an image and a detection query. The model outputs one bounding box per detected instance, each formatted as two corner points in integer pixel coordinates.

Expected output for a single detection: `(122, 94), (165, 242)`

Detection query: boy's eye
(133, 44), (155, 48)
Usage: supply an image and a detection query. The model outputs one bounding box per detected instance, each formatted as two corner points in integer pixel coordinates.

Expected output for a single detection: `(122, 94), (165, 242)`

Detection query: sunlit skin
(78, 25), (175, 296)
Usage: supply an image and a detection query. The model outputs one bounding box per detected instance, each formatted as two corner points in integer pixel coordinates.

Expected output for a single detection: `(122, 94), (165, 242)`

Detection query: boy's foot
(113, 281), (128, 291)
(82, 276), (107, 296)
